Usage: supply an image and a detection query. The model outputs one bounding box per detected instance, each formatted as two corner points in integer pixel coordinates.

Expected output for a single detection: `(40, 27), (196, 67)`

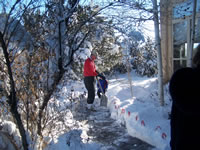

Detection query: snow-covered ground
(44, 71), (171, 150)
(0, 71), (171, 150)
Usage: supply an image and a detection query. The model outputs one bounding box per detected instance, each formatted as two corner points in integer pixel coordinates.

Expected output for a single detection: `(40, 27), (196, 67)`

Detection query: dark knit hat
(91, 51), (98, 57)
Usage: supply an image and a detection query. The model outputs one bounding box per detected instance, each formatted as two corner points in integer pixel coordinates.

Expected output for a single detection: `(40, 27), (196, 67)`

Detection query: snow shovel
(96, 77), (108, 107)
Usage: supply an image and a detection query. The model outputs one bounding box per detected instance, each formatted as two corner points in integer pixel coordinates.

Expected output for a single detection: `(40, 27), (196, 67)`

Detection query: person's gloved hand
(98, 74), (105, 80)
(96, 70), (100, 75)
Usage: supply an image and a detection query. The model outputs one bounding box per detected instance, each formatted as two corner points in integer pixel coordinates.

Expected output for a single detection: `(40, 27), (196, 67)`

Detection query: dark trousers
(84, 76), (96, 104)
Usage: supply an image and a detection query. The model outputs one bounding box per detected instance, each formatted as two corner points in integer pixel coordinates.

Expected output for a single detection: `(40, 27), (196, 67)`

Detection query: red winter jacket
(84, 57), (98, 77)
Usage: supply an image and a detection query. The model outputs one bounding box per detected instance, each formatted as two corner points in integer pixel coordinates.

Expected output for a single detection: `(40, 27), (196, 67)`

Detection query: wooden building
(160, 0), (200, 83)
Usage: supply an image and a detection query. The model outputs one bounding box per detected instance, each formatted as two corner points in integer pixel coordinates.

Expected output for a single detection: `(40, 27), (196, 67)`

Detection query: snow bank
(0, 120), (22, 149)
(45, 130), (102, 150)
(107, 75), (171, 150)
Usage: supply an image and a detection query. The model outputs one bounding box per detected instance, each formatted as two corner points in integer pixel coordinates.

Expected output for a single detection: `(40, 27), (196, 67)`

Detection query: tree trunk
(58, 20), (64, 74)
(37, 0), (81, 138)
(37, 72), (63, 136)
(152, 0), (164, 106)
(0, 31), (28, 150)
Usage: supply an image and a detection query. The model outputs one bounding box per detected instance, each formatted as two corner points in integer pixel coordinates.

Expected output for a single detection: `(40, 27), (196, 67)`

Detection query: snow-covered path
(45, 91), (154, 150)
(71, 98), (154, 150)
